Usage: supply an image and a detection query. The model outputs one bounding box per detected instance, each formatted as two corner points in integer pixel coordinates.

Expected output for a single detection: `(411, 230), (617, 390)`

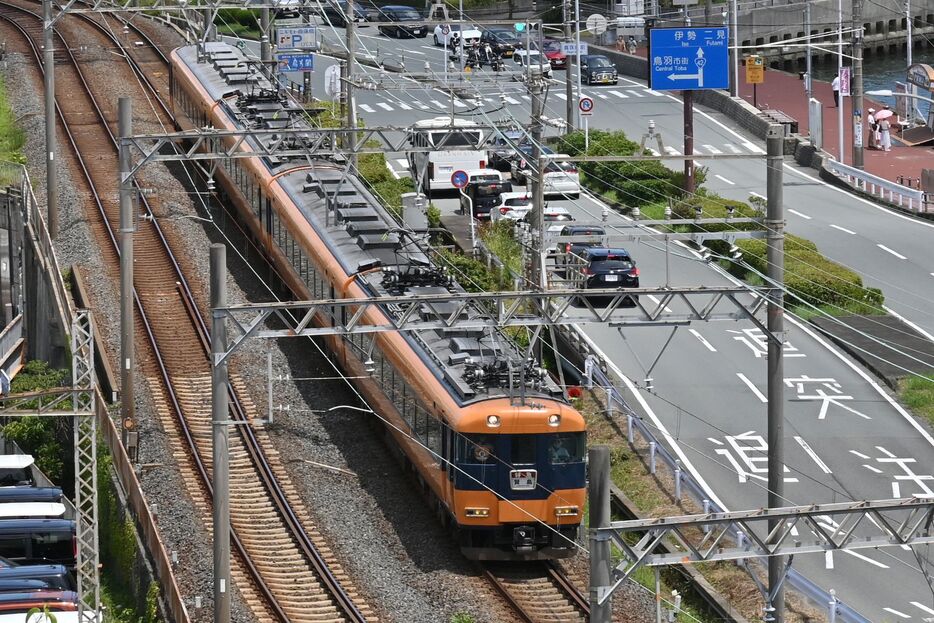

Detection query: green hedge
(358, 152), (415, 219)
(0, 76), (26, 166)
(437, 249), (510, 293)
(480, 220), (522, 277)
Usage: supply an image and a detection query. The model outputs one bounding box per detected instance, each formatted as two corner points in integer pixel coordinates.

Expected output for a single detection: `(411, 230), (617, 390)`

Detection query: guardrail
(1, 161), (191, 623)
(582, 342), (871, 623)
(825, 158), (929, 213)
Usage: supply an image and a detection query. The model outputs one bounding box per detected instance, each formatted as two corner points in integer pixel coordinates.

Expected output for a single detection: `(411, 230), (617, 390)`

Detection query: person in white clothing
(831, 74), (840, 107)
(867, 108), (877, 150)
(878, 109), (892, 151)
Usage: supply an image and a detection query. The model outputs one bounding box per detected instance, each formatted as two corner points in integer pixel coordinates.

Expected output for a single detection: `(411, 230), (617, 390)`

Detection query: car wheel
(434, 34), (440, 46)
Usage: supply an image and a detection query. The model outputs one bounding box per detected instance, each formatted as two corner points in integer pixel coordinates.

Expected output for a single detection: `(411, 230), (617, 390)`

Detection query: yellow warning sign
(745, 55), (764, 84)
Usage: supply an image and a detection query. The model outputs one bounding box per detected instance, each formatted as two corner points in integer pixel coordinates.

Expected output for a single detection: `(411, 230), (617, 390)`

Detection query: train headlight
(486, 415), (501, 428)
(465, 507), (490, 517)
(555, 506), (579, 517)
(547, 413), (561, 427)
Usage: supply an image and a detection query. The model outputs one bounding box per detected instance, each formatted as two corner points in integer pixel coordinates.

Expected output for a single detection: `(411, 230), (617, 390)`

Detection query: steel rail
(483, 562), (590, 623)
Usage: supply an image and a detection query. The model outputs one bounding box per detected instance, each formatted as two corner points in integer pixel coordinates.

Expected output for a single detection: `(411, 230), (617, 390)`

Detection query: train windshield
(547, 433), (585, 465)
(459, 433), (585, 467)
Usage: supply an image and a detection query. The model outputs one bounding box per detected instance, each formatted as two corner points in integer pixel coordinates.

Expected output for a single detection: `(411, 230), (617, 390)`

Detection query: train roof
(174, 44), (565, 406)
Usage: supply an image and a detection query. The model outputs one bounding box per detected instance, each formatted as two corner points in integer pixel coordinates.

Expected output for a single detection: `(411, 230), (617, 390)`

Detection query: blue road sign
(277, 53), (314, 72)
(451, 170), (469, 189)
(648, 27), (729, 91)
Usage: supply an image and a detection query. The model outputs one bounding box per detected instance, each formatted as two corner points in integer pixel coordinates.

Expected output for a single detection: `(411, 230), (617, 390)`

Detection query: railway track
(484, 562), (590, 623)
(0, 4), (371, 621)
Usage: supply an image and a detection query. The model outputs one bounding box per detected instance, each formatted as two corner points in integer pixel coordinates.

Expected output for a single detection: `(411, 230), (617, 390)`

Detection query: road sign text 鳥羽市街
(561, 42), (588, 56)
(277, 54), (315, 72)
(276, 26), (317, 51)
(648, 27), (729, 91)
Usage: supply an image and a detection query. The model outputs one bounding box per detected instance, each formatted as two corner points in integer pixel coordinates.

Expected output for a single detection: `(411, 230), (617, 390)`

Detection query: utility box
(402, 192), (429, 232)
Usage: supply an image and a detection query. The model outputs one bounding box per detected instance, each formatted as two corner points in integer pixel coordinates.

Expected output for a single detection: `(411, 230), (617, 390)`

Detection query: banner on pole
(839, 67), (850, 96)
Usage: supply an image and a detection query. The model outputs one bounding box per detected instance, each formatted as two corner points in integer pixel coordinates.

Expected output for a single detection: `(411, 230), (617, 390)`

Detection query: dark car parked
(460, 177), (514, 220)
(320, 0), (368, 27)
(576, 248), (639, 306)
(0, 564), (75, 591)
(555, 225), (605, 256)
(372, 6), (427, 38)
(0, 520), (76, 568)
(480, 28), (521, 56)
(0, 488), (62, 505)
(580, 55), (618, 85)
(488, 129), (526, 172)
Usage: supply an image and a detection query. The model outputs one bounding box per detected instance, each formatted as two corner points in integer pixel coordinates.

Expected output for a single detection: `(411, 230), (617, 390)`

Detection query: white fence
(825, 159), (930, 213)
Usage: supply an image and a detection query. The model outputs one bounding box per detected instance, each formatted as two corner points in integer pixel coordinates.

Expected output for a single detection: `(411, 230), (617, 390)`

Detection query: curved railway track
(0, 4), (370, 621)
(484, 562), (590, 623)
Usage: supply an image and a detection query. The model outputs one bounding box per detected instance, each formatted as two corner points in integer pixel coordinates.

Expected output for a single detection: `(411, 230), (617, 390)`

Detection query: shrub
(480, 220), (522, 277)
(437, 249), (509, 293)
(0, 76), (26, 165)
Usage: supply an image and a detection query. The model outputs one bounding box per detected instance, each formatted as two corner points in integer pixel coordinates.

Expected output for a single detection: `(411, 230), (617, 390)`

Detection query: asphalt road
(228, 29), (934, 620)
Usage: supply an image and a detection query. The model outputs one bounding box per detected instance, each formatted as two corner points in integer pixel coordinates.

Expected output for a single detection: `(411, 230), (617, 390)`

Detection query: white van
(407, 117), (490, 193)
(0, 456), (35, 488)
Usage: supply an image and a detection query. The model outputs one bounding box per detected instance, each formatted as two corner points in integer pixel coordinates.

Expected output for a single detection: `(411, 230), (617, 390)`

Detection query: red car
(542, 39), (567, 69)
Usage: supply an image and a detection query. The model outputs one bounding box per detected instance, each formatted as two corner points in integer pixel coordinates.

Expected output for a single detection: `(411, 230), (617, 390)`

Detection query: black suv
(480, 28), (521, 57)
(580, 55), (618, 85)
(555, 225), (605, 256)
(320, 0), (368, 27)
(577, 248), (639, 306)
(373, 6), (427, 38)
(459, 176), (513, 220)
(488, 129), (526, 172)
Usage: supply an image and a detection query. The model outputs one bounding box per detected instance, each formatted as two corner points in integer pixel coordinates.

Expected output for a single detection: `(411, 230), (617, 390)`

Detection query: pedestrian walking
(831, 74), (840, 107)
(627, 36), (637, 54)
(878, 111), (892, 152)
(867, 108), (878, 150)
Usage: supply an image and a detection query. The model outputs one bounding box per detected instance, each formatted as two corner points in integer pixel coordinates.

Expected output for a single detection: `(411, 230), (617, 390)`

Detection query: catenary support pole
(731, 0), (738, 98)
(837, 0), (844, 163)
(765, 123), (785, 623)
(574, 0), (582, 129)
(906, 0), (914, 121)
(805, 2), (812, 102)
(203, 3), (213, 42)
(211, 244), (230, 623)
(303, 10), (312, 102)
(346, 0), (358, 169)
(852, 0), (864, 169)
(683, 90), (695, 193)
(260, 8), (272, 67)
(529, 68), (546, 290)
(43, 0), (57, 240)
(118, 97), (135, 447)
(589, 445), (611, 623)
(564, 0), (574, 132)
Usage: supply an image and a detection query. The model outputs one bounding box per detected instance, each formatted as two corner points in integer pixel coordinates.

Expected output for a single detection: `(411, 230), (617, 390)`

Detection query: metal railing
(579, 335), (872, 623)
(1, 161), (191, 623)
(825, 159), (930, 213)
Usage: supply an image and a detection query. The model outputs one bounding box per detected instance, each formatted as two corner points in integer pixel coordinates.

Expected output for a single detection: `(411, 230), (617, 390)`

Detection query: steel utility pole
(211, 243), (231, 623)
(906, 0), (914, 121)
(564, 0), (574, 132)
(42, 0), (57, 239)
(303, 10), (312, 102)
(260, 7), (272, 68)
(765, 123), (785, 623)
(203, 2), (214, 42)
(805, 2), (813, 102)
(837, 0), (844, 163)
(529, 67), (546, 288)
(118, 97), (136, 448)
(589, 445), (611, 623)
(574, 0), (582, 129)
(730, 0), (738, 97)
(345, 0), (358, 169)
(852, 0), (864, 169)
(683, 90), (695, 193)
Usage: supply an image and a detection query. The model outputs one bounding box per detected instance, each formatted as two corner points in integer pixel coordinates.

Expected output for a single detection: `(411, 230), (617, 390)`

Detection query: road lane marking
(877, 244), (907, 260)
(628, 90), (644, 97)
(452, 99), (467, 108)
(876, 445), (896, 457)
(556, 92), (567, 100)
(845, 550), (889, 568)
(893, 482), (901, 497)
(724, 143), (741, 153)
(825, 551), (834, 569)
(430, 99), (446, 108)
(794, 436), (832, 473)
(521, 94), (531, 101)
(646, 89), (662, 96)
(912, 602), (934, 616)
(788, 209), (812, 220)
(689, 329), (717, 352)
(407, 49), (425, 55)
(385, 161), (400, 179)
(884, 305), (934, 342)
(420, 45), (437, 51)
(714, 174), (734, 185)
(883, 608), (911, 619)
(397, 102), (412, 110)
(609, 90), (628, 98)
(505, 96), (521, 104)
(736, 373), (767, 403)
(595, 92), (609, 99)
(664, 146), (682, 155)
(850, 450), (870, 459)
(395, 159), (409, 169)
(707, 437), (724, 445)
(702, 144), (723, 154)
(376, 102), (393, 111)
(750, 191), (766, 200)
(359, 104), (375, 113)
(692, 146), (704, 154)
(863, 464), (883, 473)
(829, 224), (855, 234)
(742, 141), (766, 154)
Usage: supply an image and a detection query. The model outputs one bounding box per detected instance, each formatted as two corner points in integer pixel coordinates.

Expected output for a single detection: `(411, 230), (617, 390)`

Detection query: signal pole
(765, 123), (785, 623)
(683, 90), (695, 193)
(211, 244), (231, 623)
(42, 0), (58, 239)
(118, 97), (136, 448)
(260, 8), (272, 68)
(529, 67), (546, 289)
(345, 0), (358, 168)
(851, 0), (864, 169)
(564, 0), (574, 132)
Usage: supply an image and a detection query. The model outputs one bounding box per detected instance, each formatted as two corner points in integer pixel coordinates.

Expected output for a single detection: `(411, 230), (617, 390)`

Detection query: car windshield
(543, 40), (562, 52)
(545, 213), (572, 221)
(565, 227), (604, 236)
(590, 56), (612, 67)
(393, 9), (421, 19)
(428, 130), (482, 146)
(490, 30), (519, 43)
(591, 259), (633, 270)
(505, 197), (530, 207)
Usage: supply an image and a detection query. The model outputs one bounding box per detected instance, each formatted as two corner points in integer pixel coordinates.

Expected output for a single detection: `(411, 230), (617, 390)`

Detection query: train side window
(426, 414), (441, 458)
(460, 434), (495, 464)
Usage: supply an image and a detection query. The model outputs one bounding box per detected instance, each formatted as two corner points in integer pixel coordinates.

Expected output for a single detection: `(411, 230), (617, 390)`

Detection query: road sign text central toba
(648, 27), (729, 91)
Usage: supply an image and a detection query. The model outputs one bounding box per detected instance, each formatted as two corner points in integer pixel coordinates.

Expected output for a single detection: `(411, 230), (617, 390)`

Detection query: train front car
(451, 398), (586, 560)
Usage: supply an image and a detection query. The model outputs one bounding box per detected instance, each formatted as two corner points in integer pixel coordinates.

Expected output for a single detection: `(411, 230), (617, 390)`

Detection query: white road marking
(877, 244), (907, 260)
(850, 450), (870, 459)
(883, 305), (934, 342)
(893, 482), (901, 497)
(714, 174), (735, 185)
(736, 373), (768, 403)
(359, 104), (375, 113)
(724, 143), (741, 153)
(395, 159), (409, 169)
(420, 45), (438, 51)
(397, 102), (412, 110)
(703, 144), (723, 154)
(521, 94), (531, 101)
(385, 161), (400, 180)
(412, 100), (430, 109)
(452, 99), (467, 108)
(883, 608), (911, 619)
(628, 90), (644, 97)
(505, 96), (521, 104)
(664, 146), (682, 156)
(430, 99), (446, 108)
(794, 436), (832, 473)
(595, 92), (609, 99)
(689, 329), (717, 352)
(825, 551), (834, 569)
(742, 141), (766, 154)
(646, 89), (662, 96)
(407, 49), (425, 55)
(863, 464), (883, 473)
(376, 102), (393, 111)
(845, 549), (889, 568)
(692, 146), (704, 154)
(609, 90), (629, 98)
(788, 209), (812, 220)
(707, 437), (724, 445)
(556, 92), (567, 100)
(877, 445), (896, 457)
(829, 224), (855, 234)
(646, 148), (660, 156)
(912, 602), (934, 616)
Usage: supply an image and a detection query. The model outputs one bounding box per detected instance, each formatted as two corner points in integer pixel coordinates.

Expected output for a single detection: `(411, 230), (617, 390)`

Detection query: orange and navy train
(170, 43), (586, 560)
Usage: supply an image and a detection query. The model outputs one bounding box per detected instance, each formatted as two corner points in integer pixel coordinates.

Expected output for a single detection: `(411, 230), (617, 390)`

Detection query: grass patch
(0, 75), (27, 170)
(899, 373), (934, 428)
(479, 220), (522, 277)
(437, 249), (510, 293)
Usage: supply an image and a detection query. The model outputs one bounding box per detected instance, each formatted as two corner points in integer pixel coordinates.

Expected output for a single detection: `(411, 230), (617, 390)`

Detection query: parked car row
(0, 454), (79, 620)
